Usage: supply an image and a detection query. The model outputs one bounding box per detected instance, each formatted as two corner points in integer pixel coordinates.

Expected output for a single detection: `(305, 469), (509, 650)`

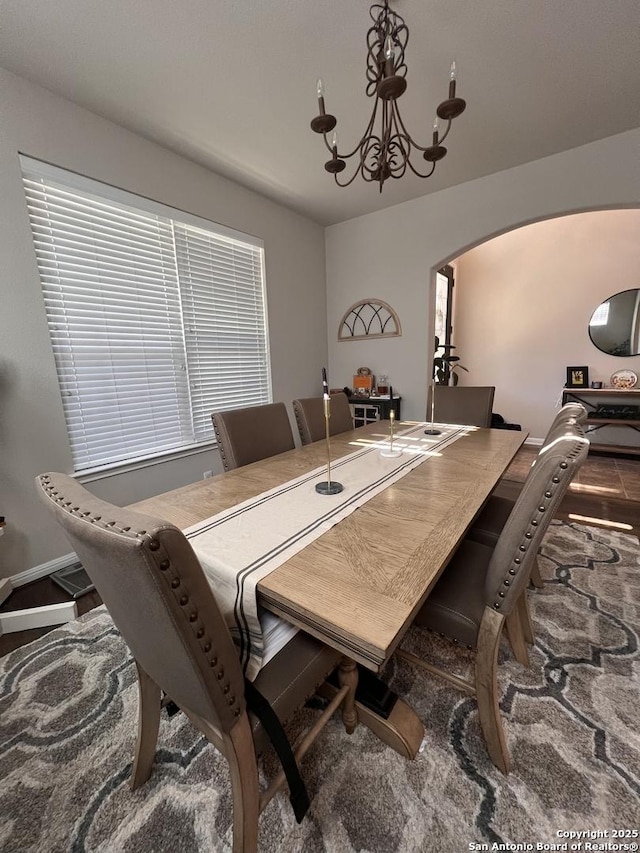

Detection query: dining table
(130, 420), (528, 760)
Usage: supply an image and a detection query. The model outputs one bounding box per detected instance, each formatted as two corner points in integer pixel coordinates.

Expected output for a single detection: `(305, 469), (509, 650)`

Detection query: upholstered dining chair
(468, 402), (589, 588)
(432, 385), (495, 428)
(212, 402), (295, 472)
(292, 392), (354, 446)
(36, 472), (353, 853)
(397, 425), (589, 774)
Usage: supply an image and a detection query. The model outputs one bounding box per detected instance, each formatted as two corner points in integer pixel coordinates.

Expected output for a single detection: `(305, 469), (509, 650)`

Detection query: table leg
(338, 656), (358, 734)
(319, 670), (425, 760)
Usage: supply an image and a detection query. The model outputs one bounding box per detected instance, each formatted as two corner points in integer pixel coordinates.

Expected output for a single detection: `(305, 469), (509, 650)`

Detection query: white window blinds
(174, 224), (270, 442)
(21, 157), (271, 473)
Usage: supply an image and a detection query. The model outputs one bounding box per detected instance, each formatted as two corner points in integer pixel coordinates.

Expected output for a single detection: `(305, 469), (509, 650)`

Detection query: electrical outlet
(203, 470), (213, 480)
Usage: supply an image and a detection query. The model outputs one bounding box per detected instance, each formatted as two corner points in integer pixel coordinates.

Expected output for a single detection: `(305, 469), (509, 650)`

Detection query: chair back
(483, 425), (589, 614)
(433, 385), (495, 428)
(292, 393), (354, 445)
(212, 402), (295, 471)
(35, 473), (246, 733)
(543, 402), (588, 447)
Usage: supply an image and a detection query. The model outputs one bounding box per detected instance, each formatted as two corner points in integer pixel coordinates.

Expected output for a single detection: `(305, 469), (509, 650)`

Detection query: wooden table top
(130, 423), (527, 672)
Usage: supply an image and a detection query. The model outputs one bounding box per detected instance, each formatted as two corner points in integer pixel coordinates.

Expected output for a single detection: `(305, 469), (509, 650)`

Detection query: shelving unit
(562, 388), (640, 455)
(348, 396), (402, 428)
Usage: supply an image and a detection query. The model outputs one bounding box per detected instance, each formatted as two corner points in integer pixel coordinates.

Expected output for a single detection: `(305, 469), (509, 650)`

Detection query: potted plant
(433, 336), (468, 385)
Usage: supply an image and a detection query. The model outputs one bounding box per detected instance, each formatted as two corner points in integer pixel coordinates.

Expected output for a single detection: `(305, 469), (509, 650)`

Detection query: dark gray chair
(433, 385), (495, 428)
(398, 425), (589, 773)
(212, 402), (295, 472)
(292, 393), (354, 446)
(36, 472), (353, 853)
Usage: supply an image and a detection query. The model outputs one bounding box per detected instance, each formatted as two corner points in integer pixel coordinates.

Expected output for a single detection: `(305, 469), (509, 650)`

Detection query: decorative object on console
(353, 366), (374, 396)
(610, 369), (638, 389)
(566, 366), (589, 388)
(338, 300), (401, 341)
(310, 0), (466, 192)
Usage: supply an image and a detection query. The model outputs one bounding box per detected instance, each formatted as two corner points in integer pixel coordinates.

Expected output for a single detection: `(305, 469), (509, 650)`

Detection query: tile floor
(504, 445), (640, 502)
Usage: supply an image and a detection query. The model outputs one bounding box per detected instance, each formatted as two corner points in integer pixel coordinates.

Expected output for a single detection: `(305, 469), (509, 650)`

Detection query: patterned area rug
(1, 521), (639, 853)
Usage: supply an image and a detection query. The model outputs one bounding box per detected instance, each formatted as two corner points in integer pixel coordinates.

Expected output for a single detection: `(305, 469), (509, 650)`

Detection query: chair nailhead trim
(525, 532), (532, 539)
(544, 490), (552, 498)
(560, 461), (568, 468)
(494, 602), (501, 609)
(531, 520), (538, 526)
(514, 558), (521, 564)
(552, 476), (560, 483)
(509, 569), (516, 575)
(519, 545), (526, 552)
(503, 579), (510, 586)
(538, 506), (546, 512)
(42, 476), (243, 719)
(498, 591), (505, 597)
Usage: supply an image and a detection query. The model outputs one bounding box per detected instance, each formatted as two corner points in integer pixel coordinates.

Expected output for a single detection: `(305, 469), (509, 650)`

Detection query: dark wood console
(562, 388), (640, 455)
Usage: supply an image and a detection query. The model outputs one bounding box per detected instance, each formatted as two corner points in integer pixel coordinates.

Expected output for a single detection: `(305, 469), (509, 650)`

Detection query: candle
(322, 367), (330, 399)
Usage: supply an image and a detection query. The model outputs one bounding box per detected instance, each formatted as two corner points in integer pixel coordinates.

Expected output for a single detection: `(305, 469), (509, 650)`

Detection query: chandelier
(310, 0), (466, 192)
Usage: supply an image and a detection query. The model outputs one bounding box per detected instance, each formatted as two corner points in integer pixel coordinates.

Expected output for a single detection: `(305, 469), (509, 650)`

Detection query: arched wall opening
(430, 206), (640, 442)
(325, 128), (640, 428)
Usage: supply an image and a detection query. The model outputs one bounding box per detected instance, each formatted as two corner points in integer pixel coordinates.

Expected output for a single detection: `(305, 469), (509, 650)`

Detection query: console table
(348, 396), (402, 427)
(562, 388), (640, 455)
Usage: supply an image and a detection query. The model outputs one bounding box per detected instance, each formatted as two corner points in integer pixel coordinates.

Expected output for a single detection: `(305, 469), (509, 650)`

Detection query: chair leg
(476, 608), (511, 774)
(530, 556), (544, 589)
(505, 600), (530, 667)
(518, 591), (535, 645)
(131, 660), (162, 790)
(338, 657), (359, 734)
(226, 714), (260, 853)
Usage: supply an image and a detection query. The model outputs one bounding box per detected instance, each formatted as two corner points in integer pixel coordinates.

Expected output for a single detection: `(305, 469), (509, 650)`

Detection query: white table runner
(186, 422), (470, 679)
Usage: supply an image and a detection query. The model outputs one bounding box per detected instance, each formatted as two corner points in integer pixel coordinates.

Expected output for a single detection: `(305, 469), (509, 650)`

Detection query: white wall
(453, 210), (640, 442)
(0, 68), (327, 578)
(325, 128), (640, 425)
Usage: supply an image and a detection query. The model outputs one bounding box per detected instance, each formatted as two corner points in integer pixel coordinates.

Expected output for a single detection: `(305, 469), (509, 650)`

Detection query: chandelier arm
(334, 159), (370, 188)
(435, 118), (454, 146)
(404, 157), (437, 179)
(393, 107), (452, 153)
(321, 96), (380, 160)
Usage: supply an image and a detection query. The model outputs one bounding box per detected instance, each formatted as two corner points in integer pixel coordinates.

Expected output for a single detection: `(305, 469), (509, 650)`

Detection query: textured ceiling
(1, 0), (640, 225)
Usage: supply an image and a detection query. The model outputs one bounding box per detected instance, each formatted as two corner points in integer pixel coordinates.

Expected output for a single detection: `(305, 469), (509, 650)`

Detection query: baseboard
(9, 552), (77, 588)
(0, 578), (13, 606)
(0, 601), (78, 634)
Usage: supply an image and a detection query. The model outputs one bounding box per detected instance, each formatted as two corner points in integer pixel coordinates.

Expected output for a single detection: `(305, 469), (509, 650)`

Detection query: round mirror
(588, 289), (640, 357)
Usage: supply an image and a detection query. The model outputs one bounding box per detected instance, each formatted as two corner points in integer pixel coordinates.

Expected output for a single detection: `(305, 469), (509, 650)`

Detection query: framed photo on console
(566, 366), (589, 388)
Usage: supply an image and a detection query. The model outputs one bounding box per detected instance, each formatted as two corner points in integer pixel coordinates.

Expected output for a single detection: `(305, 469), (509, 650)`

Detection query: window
(434, 264), (454, 355)
(21, 156), (271, 474)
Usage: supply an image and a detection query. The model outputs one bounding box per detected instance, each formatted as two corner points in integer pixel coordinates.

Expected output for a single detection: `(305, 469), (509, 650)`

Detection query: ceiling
(2, 0), (640, 226)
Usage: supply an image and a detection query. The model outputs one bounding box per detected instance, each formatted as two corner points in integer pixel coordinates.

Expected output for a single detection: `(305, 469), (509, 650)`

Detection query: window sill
(74, 441), (217, 484)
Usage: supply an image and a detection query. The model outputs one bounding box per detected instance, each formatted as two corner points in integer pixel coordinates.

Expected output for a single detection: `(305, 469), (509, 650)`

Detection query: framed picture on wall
(566, 366), (589, 388)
